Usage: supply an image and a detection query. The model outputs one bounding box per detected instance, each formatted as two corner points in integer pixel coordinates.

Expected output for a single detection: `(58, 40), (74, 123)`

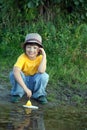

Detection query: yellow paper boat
(23, 105), (38, 109)
(26, 100), (32, 106)
(23, 100), (38, 109)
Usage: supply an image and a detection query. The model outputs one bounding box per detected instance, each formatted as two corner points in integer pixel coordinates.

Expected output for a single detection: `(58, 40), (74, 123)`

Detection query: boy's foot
(10, 95), (21, 103)
(37, 96), (48, 104)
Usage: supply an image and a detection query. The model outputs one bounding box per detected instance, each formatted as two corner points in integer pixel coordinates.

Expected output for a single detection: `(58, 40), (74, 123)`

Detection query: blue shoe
(11, 95), (21, 103)
(37, 96), (48, 104)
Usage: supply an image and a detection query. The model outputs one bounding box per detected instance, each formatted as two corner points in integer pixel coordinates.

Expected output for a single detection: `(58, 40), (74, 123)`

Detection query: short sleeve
(14, 54), (25, 69)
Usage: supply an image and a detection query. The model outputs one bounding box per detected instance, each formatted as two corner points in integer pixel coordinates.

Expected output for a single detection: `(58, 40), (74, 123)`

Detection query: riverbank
(0, 71), (87, 107)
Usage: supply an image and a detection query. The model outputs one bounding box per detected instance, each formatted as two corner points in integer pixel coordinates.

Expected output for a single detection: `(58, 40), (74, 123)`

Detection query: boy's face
(25, 44), (39, 60)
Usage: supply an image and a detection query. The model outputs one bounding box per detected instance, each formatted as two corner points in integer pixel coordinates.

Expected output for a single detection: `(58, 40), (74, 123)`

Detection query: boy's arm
(13, 66), (32, 98)
(38, 48), (47, 73)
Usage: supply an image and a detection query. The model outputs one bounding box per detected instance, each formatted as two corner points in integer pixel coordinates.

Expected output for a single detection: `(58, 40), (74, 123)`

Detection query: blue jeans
(9, 71), (49, 99)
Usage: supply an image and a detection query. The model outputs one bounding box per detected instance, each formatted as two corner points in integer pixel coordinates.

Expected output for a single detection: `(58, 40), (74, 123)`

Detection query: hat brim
(24, 41), (43, 48)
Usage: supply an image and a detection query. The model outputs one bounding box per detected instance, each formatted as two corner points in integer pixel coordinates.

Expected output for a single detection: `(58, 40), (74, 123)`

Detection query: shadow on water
(0, 102), (87, 130)
(0, 102), (45, 130)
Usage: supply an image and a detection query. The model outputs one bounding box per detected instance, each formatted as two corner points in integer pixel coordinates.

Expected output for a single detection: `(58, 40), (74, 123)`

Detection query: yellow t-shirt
(14, 53), (42, 76)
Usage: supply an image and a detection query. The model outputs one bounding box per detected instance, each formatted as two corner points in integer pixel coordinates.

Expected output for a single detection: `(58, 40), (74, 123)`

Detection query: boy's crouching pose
(9, 33), (49, 104)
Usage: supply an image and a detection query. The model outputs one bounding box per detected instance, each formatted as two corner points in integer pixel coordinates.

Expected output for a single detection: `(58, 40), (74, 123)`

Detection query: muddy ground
(0, 72), (87, 107)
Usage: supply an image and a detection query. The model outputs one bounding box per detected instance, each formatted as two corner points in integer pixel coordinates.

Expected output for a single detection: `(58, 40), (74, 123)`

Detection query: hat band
(26, 39), (41, 44)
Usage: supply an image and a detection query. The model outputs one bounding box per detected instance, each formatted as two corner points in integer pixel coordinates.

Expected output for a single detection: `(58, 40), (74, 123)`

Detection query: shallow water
(0, 102), (87, 130)
(44, 106), (87, 130)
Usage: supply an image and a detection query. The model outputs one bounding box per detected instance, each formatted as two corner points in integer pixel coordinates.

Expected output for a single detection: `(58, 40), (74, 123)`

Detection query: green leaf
(79, 0), (83, 3)
(28, 1), (36, 8)
(74, 1), (79, 5)
(86, 12), (87, 17)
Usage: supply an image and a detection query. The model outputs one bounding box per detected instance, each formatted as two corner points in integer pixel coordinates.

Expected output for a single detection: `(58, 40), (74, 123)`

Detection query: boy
(9, 33), (49, 104)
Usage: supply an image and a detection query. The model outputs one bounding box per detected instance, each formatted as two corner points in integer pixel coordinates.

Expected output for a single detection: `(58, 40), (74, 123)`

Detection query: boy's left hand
(39, 48), (46, 57)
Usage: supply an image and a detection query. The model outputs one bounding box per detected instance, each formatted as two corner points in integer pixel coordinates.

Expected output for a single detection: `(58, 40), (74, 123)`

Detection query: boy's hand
(26, 88), (32, 98)
(39, 48), (46, 57)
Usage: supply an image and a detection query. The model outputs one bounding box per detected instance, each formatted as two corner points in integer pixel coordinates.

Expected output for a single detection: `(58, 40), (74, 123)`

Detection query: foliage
(0, 0), (87, 91)
(0, 0), (87, 29)
(27, 0), (87, 21)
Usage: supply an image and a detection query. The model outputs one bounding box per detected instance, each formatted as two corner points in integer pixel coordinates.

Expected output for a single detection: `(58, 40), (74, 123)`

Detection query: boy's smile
(25, 44), (39, 60)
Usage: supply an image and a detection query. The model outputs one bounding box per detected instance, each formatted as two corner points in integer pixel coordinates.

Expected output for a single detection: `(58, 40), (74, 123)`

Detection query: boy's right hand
(26, 88), (32, 98)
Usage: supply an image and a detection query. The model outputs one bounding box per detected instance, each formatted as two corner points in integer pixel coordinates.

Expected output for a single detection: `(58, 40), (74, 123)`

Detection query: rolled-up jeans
(9, 71), (49, 99)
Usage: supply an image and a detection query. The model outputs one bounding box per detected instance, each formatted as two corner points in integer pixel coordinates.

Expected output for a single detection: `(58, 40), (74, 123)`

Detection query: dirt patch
(0, 73), (87, 107)
(47, 82), (87, 106)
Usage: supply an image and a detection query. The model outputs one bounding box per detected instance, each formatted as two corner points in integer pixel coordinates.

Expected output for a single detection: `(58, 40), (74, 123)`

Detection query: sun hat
(23, 33), (43, 48)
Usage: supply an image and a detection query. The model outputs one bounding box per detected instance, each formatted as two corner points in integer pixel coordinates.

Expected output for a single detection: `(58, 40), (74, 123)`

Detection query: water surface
(0, 102), (87, 130)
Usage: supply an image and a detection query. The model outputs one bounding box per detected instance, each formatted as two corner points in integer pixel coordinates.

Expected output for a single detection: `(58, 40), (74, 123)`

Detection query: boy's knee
(41, 73), (49, 82)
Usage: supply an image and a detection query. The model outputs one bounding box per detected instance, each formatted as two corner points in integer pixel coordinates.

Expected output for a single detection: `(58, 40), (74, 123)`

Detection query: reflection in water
(0, 104), (87, 130)
(6, 106), (45, 130)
